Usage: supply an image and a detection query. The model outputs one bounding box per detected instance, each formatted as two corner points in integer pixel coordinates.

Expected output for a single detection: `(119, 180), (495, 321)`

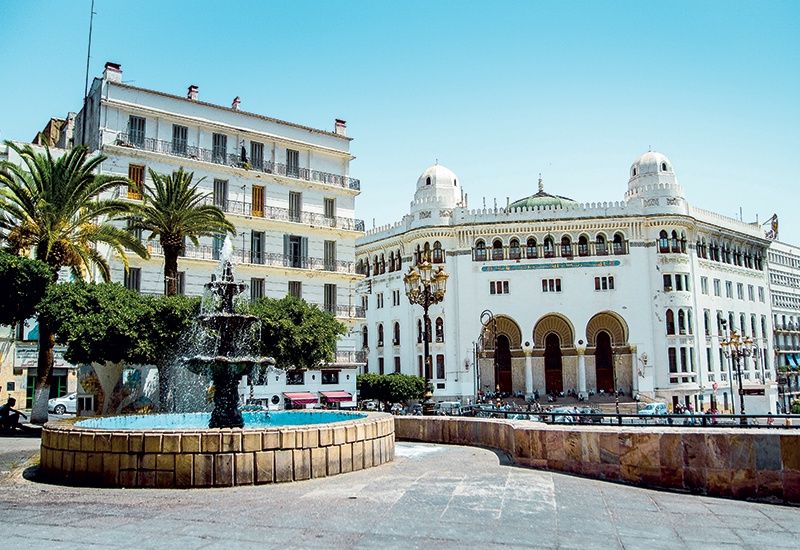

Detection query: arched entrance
(595, 331), (614, 393)
(544, 333), (563, 394)
(496, 334), (512, 393)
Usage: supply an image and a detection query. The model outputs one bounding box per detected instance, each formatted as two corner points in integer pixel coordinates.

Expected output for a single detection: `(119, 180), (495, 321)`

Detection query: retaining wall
(40, 412), (394, 488)
(396, 417), (800, 504)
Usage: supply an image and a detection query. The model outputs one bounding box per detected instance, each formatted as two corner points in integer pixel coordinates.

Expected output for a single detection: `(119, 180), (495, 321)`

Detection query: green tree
(357, 373), (426, 411)
(0, 142), (148, 423)
(249, 296), (347, 370)
(791, 399), (800, 415)
(0, 250), (53, 326)
(129, 168), (234, 296)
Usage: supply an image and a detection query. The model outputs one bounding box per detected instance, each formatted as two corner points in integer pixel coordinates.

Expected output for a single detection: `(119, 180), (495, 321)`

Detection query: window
(594, 276), (614, 291)
(713, 279), (721, 297)
(284, 234), (307, 268)
(543, 237), (555, 258)
(725, 281), (733, 298)
(212, 133), (227, 163)
(560, 236), (573, 258)
(128, 115), (145, 146)
(127, 217), (143, 242)
(322, 370), (339, 385)
(578, 235), (589, 257)
(492, 240), (504, 261)
(703, 310), (710, 336)
(251, 231), (264, 264)
(394, 357), (401, 373)
(212, 234), (224, 260)
(286, 149), (300, 177)
(361, 326), (369, 349)
(172, 124), (188, 155)
(213, 179), (228, 210)
(678, 310), (686, 334)
(490, 281), (509, 294)
(393, 322), (400, 345)
(324, 240), (336, 271)
(378, 357), (385, 375)
(392, 289), (401, 306)
(596, 234), (608, 255)
(436, 354), (445, 379)
(288, 191), (302, 222)
(737, 283), (744, 300)
(251, 185), (264, 217)
(288, 281), (302, 299)
(701, 277), (708, 295)
(509, 239), (521, 260)
(758, 287), (765, 302)
(250, 141), (264, 169)
(377, 324), (384, 347)
(435, 318), (444, 342)
(376, 293), (384, 309)
(748, 285), (754, 301)
(286, 370), (304, 385)
(526, 238), (538, 258)
(251, 278), (265, 301)
(474, 240), (487, 261)
(663, 274), (673, 291)
(324, 284), (336, 314)
(668, 347), (677, 373)
(666, 309), (675, 335)
(433, 241), (444, 263)
(542, 278), (561, 292)
(658, 230), (670, 253)
(417, 319), (423, 343)
(127, 164), (145, 199)
(124, 268), (141, 292)
(324, 198), (335, 220)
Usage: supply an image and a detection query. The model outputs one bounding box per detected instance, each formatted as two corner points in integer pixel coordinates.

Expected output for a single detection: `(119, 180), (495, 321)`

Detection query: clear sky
(2, 1), (799, 242)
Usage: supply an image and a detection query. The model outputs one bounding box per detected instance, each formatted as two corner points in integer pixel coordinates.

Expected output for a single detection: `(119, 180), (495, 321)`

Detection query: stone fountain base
(39, 412), (394, 488)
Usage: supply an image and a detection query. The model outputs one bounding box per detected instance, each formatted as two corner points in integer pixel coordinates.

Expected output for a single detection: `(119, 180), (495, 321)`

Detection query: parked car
(436, 401), (462, 415)
(576, 406), (603, 423)
(638, 402), (668, 423)
(550, 406), (578, 423)
(48, 393), (77, 415)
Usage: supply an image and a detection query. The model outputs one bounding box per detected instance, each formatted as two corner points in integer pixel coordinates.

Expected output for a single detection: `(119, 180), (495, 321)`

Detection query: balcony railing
(144, 240), (356, 274)
(200, 197), (364, 231)
(333, 304), (366, 318)
(333, 350), (367, 364)
(115, 133), (361, 191)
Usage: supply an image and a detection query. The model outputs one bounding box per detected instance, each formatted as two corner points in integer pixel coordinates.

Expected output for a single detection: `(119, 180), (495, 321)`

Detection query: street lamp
(720, 329), (753, 426)
(404, 260), (448, 415)
(480, 310), (498, 405)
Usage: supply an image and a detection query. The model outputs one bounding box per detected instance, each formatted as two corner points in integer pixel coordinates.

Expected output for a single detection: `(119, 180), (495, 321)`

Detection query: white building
(767, 240), (800, 411)
(356, 152), (778, 413)
(72, 62), (364, 409)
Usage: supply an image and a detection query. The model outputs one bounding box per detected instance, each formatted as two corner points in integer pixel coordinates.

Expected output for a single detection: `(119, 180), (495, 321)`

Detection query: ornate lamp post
(404, 261), (449, 415)
(720, 329), (753, 426)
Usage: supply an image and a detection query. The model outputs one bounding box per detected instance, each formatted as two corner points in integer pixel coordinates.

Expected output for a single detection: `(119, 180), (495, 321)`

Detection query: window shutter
(301, 237), (308, 262)
(283, 234), (289, 257)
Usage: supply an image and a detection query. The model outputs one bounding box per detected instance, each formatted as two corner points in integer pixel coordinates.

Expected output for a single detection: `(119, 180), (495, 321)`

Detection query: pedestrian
(0, 397), (27, 433)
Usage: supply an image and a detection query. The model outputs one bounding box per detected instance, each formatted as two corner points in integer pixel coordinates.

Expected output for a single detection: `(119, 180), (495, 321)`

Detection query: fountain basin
(40, 411), (395, 488)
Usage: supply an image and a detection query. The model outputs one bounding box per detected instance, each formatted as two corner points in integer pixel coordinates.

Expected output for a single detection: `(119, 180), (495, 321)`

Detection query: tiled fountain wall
(40, 412), (394, 488)
(395, 417), (799, 504)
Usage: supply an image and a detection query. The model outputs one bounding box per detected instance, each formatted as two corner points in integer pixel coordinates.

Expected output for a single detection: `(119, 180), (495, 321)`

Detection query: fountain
(39, 237), (395, 487)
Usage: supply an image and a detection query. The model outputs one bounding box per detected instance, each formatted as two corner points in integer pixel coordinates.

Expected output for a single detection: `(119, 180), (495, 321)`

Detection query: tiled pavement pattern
(1, 439), (798, 549)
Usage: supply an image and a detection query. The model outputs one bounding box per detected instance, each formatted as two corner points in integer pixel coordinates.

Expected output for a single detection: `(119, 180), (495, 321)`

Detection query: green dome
(508, 177), (577, 209)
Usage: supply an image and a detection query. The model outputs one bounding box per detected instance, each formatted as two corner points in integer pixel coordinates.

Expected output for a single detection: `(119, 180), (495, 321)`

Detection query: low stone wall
(40, 412), (394, 488)
(396, 417), (800, 504)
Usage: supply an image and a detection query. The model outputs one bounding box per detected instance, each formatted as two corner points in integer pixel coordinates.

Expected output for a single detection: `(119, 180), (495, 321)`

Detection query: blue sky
(2, 1), (799, 242)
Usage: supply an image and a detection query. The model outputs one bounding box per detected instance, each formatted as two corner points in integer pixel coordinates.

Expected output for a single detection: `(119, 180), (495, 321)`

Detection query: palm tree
(0, 141), (149, 423)
(130, 167), (235, 296)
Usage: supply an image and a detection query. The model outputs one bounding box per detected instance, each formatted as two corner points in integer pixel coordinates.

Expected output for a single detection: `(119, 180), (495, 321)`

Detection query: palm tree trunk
(30, 320), (55, 424)
(163, 245), (180, 296)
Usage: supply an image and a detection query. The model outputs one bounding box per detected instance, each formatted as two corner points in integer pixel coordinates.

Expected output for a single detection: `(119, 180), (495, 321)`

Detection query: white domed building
(356, 153), (777, 413)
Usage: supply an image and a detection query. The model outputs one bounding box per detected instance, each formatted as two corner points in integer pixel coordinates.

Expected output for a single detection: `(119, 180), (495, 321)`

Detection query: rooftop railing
(115, 133), (361, 191)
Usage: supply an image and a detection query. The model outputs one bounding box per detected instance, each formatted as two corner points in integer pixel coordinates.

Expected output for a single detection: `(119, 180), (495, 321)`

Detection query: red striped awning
(283, 392), (318, 405)
(320, 391), (353, 403)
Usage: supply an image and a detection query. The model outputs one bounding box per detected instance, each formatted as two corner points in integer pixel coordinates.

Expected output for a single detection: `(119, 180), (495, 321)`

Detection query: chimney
(334, 119), (347, 136)
(103, 62), (122, 83)
(187, 85), (199, 101)
(231, 96), (241, 110)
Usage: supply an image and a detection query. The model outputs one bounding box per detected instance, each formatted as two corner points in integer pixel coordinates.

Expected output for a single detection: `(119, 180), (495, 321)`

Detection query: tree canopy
(357, 373), (426, 409)
(249, 296), (347, 370)
(0, 250), (52, 326)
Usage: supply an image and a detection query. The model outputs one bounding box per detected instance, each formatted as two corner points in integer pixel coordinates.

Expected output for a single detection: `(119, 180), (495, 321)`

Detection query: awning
(283, 392), (318, 405)
(788, 355), (798, 367)
(320, 391), (353, 403)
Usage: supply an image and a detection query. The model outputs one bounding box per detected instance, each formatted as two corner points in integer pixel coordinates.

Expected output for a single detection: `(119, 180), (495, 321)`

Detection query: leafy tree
(791, 399), (800, 415)
(357, 373), (426, 411)
(0, 250), (52, 326)
(129, 168), (234, 296)
(249, 296), (347, 370)
(0, 142), (148, 423)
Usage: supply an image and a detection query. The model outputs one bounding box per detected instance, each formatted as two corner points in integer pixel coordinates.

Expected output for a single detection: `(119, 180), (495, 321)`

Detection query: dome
(629, 151), (673, 180)
(625, 150), (684, 205)
(416, 164), (459, 190)
(508, 177), (577, 210)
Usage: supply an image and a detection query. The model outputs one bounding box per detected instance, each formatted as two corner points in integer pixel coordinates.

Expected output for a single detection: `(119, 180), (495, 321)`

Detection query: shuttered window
(251, 185), (264, 217)
(128, 164), (145, 199)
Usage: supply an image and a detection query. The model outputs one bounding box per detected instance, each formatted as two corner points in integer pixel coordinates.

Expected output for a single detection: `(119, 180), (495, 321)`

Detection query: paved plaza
(1, 437), (798, 549)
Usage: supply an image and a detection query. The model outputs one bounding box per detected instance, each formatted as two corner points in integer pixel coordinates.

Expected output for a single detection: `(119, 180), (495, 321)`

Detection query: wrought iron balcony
(200, 197), (365, 232)
(333, 350), (367, 364)
(114, 133), (361, 191)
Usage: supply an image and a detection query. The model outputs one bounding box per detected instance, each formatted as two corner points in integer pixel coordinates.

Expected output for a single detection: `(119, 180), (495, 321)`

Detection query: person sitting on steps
(0, 397), (27, 433)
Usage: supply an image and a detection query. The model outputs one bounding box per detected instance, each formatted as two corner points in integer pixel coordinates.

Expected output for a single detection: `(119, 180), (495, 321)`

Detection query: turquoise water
(75, 411), (366, 430)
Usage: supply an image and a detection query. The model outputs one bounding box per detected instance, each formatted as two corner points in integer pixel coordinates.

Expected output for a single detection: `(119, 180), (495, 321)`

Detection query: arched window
(362, 326), (368, 349)
(670, 230), (680, 253)
(492, 239), (504, 261)
(751, 314), (757, 338)
(543, 236), (555, 258)
(426, 176), (431, 185)
(423, 242), (431, 263)
(596, 234), (608, 255)
(379, 253), (386, 274)
(474, 239), (487, 261)
(388, 252), (395, 272)
(613, 233), (625, 255)
(740, 313), (747, 336)
(432, 241), (444, 263)
(526, 237), (538, 258)
(417, 319), (423, 343)
(680, 232), (687, 253)
(377, 323), (384, 346)
(560, 236), (573, 258)
(661, 162), (668, 171)
(704, 310), (710, 336)
(687, 309), (693, 335)
(578, 235), (589, 257)
(414, 245), (421, 265)
(357, 259), (364, 275)
(678, 310), (686, 334)
(396, 249), (402, 271)
(393, 322), (400, 345)
(509, 238), (521, 260)
(365, 259), (370, 277)
(666, 309), (675, 335)
(435, 317), (444, 342)
(658, 230), (669, 253)
(701, 238), (707, 259)
(425, 317), (432, 342)
(373, 255), (379, 274)
(632, 167), (637, 177)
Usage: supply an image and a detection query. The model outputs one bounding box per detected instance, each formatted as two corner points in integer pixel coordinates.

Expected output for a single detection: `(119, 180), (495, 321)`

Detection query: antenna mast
(80, 0), (96, 146)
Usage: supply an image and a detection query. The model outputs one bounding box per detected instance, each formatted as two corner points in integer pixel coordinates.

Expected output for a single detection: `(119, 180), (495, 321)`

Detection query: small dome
(629, 151), (673, 180)
(625, 150), (684, 205)
(416, 164), (459, 190)
(508, 176), (577, 210)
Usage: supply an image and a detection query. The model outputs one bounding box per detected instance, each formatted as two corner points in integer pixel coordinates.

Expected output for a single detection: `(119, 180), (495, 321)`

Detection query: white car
(48, 393), (77, 415)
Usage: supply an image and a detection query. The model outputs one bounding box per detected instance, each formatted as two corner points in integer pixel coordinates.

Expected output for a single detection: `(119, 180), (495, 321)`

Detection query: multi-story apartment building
(70, 62), (365, 409)
(356, 152), (778, 413)
(767, 240), (800, 411)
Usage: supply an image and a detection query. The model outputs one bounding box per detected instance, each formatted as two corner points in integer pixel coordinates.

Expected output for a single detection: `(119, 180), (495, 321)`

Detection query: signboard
(15, 344), (75, 371)
(482, 259), (621, 272)
(740, 388), (765, 396)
